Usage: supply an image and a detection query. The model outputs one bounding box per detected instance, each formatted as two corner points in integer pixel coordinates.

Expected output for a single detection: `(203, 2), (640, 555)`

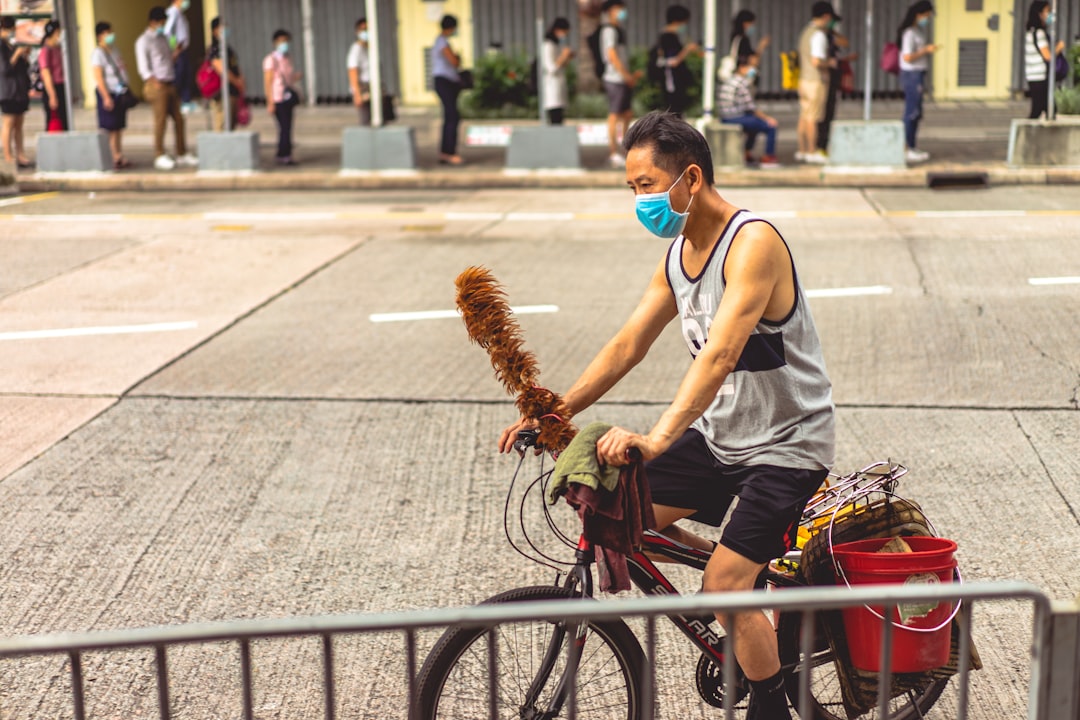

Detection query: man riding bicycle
(500, 111), (835, 720)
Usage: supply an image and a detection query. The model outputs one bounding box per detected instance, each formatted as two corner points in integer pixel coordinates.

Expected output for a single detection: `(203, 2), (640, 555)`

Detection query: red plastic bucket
(832, 536), (958, 672)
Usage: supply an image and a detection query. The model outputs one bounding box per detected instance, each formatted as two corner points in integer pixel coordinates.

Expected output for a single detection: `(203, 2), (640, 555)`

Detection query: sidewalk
(12, 98), (1080, 192)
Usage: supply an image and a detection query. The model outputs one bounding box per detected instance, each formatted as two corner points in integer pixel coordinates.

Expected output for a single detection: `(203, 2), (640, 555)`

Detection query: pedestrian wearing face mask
(207, 17), (243, 132)
(1024, 0), (1066, 120)
(263, 29), (301, 166)
(729, 10), (770, 64)
(90, 21), (132, 168)
(432, 14), (464, 165)
(897, 1), (937, 163)
(719, 52), (779, 168)
(38, 20), (67, 132)
(164, 0), (196, 114)
(500, 115), (833, 720)
(136, 6), (196, 171)
(541, 17), (573, 125)
(600, 0), (640, 168)
(348, 17), (372, 126)
(655, 5), (701, 117)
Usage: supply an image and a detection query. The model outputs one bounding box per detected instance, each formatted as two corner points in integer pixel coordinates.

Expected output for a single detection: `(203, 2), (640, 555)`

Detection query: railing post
(1038, 599), (1080, 720)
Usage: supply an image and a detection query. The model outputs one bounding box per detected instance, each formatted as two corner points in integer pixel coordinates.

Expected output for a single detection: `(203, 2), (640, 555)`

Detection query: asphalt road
(0, 186), (1077, 719)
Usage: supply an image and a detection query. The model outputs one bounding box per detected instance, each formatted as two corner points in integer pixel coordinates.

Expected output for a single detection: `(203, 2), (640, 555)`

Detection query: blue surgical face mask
(676, 24), (688, 37)
(635, 168), (695, 239)
(745, 24), (757, 38)
(917, 16), (930, 28)
(358, 30), (369, 42)
(1046, 12), (1056, 25)
(155, 25), (166, 36)
(221, 27), (229, 40)
(617, 8), (628, 23)
(104, 32), (116, 45)
(277, 41), (289, 54)
(746, 67), (758, 79)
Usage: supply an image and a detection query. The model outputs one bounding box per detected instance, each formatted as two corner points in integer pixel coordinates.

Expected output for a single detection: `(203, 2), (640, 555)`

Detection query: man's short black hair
(624, 111), (715, 188)
(0, 16), (14, 31)
(149, 6), (167, 22)
(666, 5), (691, 24)
(95, 21), (112, 36)
(210, 16), (221, 31)
(356, 17), (367, 29)
(440, 14), (458, 30)
(601, 0), (626, 13)
(272, 28), (290, 42)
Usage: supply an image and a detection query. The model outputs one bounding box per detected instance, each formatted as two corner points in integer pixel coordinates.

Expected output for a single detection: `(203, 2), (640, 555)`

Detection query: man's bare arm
(498, 258), (676, 453)
(596, 224), (789, 464)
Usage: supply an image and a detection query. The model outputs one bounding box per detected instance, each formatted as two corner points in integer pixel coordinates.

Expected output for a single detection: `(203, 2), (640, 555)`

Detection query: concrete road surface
(0, 186), (1077, 719)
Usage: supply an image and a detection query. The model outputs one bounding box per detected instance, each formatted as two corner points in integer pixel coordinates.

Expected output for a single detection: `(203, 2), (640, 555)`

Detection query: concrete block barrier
(197, 131), (261, 172)
(341, 126), (418, 170)
(1007, 118), (1080, 167)
(702, 122), (745, 170)
(35, 131), (112, 173)
(828, 121), (906, 167)
(506, 126), (581, 170)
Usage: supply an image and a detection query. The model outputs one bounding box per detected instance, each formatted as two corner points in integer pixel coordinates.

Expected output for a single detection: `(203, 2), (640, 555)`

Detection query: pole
(1046, 0), (1058, 120)
(863, 0), (873, 121)
(300, 0), (316, 106)
(220, 0), (230, 131)
(702, 0), (717, 122)
(366, 0), (382, 127)
(536, 8), (544, 123)
(55, 0), (75, 130)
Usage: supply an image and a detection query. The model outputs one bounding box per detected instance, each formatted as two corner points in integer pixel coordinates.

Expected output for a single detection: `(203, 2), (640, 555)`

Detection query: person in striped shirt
(718, 52), (780, 168)
(1024, 0), (1065, 119)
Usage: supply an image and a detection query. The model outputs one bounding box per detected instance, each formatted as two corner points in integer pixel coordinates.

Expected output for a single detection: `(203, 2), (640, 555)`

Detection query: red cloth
(563, 457), (656, 592)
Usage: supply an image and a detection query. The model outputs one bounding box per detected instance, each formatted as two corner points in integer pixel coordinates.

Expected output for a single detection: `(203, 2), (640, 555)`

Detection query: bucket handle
(827, 490), (963, 634)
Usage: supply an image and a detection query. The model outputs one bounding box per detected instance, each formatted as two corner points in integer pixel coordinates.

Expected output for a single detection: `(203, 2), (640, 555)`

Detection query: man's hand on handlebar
(499, 417), (539, 455)
(596, 426), (662, 467)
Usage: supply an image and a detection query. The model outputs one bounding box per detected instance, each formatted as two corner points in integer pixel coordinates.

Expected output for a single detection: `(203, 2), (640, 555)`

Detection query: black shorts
(0, 98), (29, 115)
(603, 81), (633, 114)
(646, 428), (827, 564)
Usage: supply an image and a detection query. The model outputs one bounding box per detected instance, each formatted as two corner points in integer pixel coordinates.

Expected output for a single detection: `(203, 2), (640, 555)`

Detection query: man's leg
(147, 82), (167, 157)
(607, 111), (619, 154)
(166, 84), (187, 156)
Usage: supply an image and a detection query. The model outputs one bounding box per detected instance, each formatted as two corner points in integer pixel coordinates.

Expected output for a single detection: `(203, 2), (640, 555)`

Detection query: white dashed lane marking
(0, 321), (199, 342)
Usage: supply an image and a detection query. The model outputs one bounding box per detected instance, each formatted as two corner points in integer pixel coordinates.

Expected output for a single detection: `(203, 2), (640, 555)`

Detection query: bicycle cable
(502, 451), (575, 571)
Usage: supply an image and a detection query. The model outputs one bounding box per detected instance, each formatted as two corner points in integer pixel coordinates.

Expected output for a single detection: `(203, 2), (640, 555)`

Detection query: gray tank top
(665, 210), (835, 470)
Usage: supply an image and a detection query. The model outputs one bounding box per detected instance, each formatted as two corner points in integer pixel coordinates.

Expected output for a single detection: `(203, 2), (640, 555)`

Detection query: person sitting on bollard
(719, 52), (779, 169)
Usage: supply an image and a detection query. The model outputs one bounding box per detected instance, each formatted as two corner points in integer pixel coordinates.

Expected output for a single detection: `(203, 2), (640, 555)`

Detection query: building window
(966, 0), (983, 11)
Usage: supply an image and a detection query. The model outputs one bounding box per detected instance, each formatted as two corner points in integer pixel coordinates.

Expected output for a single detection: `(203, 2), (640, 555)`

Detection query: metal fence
(0, 580), (1068, 720)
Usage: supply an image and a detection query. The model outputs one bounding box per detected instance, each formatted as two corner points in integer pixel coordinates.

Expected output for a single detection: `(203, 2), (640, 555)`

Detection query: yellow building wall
(396, 0), (472, 106)
(931, 0), (1015, 100)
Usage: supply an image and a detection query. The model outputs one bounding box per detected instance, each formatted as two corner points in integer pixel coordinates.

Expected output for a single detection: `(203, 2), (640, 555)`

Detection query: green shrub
(459, 49), (580, 119)
(1055, 86), (1080, 115)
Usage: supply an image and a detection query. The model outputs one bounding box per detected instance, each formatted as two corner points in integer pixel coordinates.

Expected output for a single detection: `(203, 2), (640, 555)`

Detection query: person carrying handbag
(90, 21), (134, 169)
(262, 28), (300, 166)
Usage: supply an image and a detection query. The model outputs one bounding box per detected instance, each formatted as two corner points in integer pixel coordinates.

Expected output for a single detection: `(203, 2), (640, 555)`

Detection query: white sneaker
(905, 148), (930, 163)
(176, 153), (199, 167)
(154, 154), (176, 171)
(609, 153), (626, 168)
(806, 150), (828, 165)
(794, 151), (807, 163)
(180, 102), (198, 115)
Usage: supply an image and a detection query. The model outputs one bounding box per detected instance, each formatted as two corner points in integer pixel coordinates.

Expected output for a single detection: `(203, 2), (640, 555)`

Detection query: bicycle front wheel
(776, 610), (947, 720)
(416, 585), (647, 720)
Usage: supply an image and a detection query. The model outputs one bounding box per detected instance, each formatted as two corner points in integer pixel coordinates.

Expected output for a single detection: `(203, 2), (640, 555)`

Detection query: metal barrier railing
(0, 581), (1053, 720)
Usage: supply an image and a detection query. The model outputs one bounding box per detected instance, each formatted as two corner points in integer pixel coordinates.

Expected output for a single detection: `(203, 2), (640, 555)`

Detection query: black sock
(747, 670), (791, 720)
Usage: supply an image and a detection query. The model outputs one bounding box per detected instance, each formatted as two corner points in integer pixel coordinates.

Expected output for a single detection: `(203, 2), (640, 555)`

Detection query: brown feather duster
(455, 266), (577, 452)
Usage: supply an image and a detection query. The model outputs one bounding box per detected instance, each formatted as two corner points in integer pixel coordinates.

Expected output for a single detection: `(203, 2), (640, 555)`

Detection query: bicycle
(416, 432), (953, 719)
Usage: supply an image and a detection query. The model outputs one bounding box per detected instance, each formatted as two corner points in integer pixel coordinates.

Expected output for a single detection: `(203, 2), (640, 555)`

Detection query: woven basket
(797, 496), (982, 717)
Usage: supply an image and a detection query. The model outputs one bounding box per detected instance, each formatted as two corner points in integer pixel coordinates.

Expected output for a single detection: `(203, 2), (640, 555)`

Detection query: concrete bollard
(506, 126), (581, 170)
(35, 131), (112, 172)
(1007, 118), (1080, 167)
(702, 122), (745, 171)
(341, 126), (417, 171)
(827, 121), (906, 167)
(197, 131), (261, 172)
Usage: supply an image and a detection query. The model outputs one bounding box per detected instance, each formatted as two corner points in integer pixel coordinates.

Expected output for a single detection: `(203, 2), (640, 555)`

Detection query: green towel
(547, 421), (620, 505)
